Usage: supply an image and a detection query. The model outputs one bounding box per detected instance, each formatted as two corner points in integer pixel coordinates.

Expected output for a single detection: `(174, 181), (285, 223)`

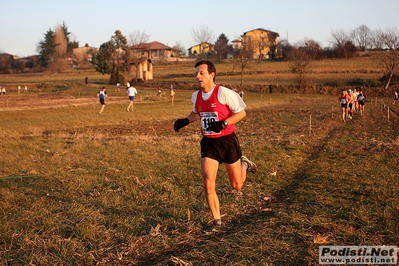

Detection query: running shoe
(203, 220), (223, 234)
(241, 156), (257, 173)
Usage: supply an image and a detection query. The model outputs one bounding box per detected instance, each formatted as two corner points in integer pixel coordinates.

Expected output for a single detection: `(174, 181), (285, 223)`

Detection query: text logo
(319, 246), (397, 264)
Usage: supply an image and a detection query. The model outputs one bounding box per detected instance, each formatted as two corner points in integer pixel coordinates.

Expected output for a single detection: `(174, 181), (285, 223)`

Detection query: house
(187, 42), (215, 56)
(240, 28), (280, 59)
(125, 58), (153, 82)
(130, 41), (181, 62)
(232, 38), (243, 50)
(72, 46), (98, 63)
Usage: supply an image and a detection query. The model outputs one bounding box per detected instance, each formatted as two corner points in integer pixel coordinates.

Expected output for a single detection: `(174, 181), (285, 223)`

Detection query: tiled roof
(131, 41), (177, 51)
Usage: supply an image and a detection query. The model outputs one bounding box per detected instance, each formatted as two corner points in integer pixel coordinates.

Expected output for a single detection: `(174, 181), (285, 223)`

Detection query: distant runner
(394, 91), (398, 105)
(339, 90), (350, 122)
(357, 89), (366, 115)
(348, 89), (355, 119)
(127, 85), (138, 111)
(353, 88), (360, 112)
(170, 88), (175, 106)
(97, 86), (107, 115)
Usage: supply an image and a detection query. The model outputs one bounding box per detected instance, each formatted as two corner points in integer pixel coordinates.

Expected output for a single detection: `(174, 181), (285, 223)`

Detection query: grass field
(0, 60), (399, 265)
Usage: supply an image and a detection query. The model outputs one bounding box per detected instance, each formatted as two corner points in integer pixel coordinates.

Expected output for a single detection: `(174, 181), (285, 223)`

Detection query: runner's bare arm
(225, 110), (246, 125)
(187, 111), (200, 123)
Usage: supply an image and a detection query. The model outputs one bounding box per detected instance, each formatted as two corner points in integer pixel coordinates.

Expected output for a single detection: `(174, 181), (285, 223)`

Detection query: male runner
(174, 60), (257, 231)
(97, 86), (107, 114)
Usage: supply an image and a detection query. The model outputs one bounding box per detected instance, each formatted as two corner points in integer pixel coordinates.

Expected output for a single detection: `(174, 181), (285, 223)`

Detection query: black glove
(174, 118), (190, 132)
(210, 121), (224, 133)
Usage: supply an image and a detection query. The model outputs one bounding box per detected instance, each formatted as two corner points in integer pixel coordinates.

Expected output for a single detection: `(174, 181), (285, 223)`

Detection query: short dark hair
(195, 60), (216, 82)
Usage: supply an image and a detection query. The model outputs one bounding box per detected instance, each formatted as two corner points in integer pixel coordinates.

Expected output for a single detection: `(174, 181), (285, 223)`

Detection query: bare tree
(172, 41), (185, 56)
(128, 30), (150, 46)
(191, 24), (214, 54)
(300, 38), (323, 59)
(276, 38), (290, 59)
(287, 42), (313, 90)
(327, 29), (352, 58)
(54, 24), (67, 58)
(370, 29), (385, 50)
(233, 42), (255, 89)
(351, 24), (372, 51)
(372, 27), (399, 89)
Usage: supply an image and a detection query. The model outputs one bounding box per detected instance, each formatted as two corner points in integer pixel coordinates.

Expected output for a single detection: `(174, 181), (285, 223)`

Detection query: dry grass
(1, 88), (399, 265)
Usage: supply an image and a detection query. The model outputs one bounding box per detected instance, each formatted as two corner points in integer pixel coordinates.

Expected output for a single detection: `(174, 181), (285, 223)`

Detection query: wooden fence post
(186, 152), (190, 222)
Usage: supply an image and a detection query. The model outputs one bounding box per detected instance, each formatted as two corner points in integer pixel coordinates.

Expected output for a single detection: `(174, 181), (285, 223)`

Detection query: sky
(1, 0), (399, 57)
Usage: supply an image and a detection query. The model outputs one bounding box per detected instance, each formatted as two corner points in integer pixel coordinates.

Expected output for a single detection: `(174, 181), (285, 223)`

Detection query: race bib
(200, 112), (220, 135)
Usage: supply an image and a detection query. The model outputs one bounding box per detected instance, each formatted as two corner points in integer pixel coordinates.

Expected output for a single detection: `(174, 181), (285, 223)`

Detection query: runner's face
(195, 64), (215, 91)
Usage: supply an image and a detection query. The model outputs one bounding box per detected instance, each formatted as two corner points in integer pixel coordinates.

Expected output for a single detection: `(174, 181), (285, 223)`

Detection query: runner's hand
(174, 118), (190, 132)
(210, 121), (224, 133)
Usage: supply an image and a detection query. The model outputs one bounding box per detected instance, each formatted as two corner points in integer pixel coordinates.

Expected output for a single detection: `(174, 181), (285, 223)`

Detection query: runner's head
(195, 60), (216, 82)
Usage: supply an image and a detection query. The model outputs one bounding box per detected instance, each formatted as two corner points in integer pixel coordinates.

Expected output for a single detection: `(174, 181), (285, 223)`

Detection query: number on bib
(200, 112), (220, 135)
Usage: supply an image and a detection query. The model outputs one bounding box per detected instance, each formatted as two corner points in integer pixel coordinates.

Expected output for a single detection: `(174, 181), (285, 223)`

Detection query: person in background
(239, 89), (244, 99)
(357, 89), (366, 115)
(97, 86), (107, 114)
(339, 90), (350, 122)
(394, 91), (398, 105)
(127, 84), (138, 111)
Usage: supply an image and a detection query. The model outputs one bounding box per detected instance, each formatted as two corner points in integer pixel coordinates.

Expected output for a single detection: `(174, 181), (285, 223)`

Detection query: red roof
(131, 41), (178, 51)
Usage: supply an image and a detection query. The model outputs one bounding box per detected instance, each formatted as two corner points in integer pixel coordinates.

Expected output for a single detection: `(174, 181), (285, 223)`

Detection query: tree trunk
(240, 69), (244, 89)
(385, 72), (394, 90)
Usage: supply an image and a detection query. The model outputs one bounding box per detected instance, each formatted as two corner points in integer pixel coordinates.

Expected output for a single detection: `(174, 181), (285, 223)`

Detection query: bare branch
(191, 25), (214, 44)
(351, 24), (371, 51)
(128, 30), (150, 46)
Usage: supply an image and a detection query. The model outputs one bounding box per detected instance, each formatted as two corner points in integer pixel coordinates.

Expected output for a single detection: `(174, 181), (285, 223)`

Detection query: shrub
(346, 78), (382, 88)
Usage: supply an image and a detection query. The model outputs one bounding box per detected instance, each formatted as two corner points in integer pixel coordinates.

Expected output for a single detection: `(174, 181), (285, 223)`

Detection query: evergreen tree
(214, 33), (230, 61)
(92, 30), (131, 84)
(38, 29), (58, 68)
(92, 41), (114, 75)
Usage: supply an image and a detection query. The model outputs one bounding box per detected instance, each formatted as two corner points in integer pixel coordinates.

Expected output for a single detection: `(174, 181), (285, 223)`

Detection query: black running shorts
(200, 133), (242, 164)
(100, 99), (105, 105)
